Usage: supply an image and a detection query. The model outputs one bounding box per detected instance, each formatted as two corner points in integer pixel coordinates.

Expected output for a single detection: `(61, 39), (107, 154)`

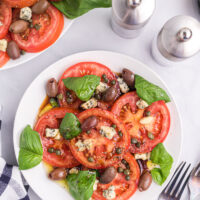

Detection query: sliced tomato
(34, 108), (80, 168)
(69, 108), (130, 169)
(0, 34), (11, 68)
(3, 0), (38, 8)
(11, 5), (64, 52)
(0, 2), (12, 39)
(111, 92), (170, 153)
(92, 153), (140, 200)
(58, 62), (119, 109)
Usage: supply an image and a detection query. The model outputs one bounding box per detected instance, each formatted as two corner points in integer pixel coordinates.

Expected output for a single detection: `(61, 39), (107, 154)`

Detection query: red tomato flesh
(34, 108), (80, 168)
(92, 153), (140, 200)
(11, 5), (64, 52)
(3, 0), (38, 8)
(58, 62), (119, 109)
(111, 92), (170, 153)
(0, 2), (12, 39)
(69, 108), (130, 169)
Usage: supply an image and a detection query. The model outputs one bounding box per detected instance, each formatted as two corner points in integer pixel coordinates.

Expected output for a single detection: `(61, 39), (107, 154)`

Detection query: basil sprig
(63, 75), (100, 101)
(51, 0), (112, 19)
(150, 143), (173, 185)
(59, 113), (82, 140)
(67, 171), (96, 200)
(135, 75), (171, 105)
(18, 125), (43, 170)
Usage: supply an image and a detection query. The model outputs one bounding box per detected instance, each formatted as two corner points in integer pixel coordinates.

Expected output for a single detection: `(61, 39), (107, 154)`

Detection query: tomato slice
(11, 5), (64, 52)
(58, 62), (119, 109)
(111, 92), (170, 153)
(92, 153), (140, 200)
(0, 34), (11, 68)
(3, 0), (38, 8)
(34, 108), (80, 168)
(69, 108), (130, 169)
(0, 2), (12, 39)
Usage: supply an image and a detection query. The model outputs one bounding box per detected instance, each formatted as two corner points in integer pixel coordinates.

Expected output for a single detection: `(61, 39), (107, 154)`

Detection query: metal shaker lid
(112, 0), (156, 30)
(157, 15), (200, 61)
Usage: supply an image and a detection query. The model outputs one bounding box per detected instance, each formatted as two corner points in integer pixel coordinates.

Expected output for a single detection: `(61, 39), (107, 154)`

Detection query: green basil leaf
(51, 0), (112, 19)
(18, 125), (43, 170)
(150, 143), (173, 185)
(135, 75), (171, 105)
(67, 171), (96, 200)
(63, 75), (100, 101)
(59, 113), (82, 140)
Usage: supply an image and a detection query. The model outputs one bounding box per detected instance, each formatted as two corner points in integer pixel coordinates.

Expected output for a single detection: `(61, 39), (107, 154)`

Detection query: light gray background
(0, 0), (200, 199)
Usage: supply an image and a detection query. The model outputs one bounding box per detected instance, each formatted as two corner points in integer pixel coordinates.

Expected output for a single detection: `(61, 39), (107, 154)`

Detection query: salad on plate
(18, 62), (173, 200)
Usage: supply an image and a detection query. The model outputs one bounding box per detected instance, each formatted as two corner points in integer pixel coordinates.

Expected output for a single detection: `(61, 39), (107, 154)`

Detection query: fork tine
(165, 162), (186, 194)
(171, 163), (191, 198)
(162, 161), (185, 193)
(177, 169), (192, 200)
(191, 162), (200, 176)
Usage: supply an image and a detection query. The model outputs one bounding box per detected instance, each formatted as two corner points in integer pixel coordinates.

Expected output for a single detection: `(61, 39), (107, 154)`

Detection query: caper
(116, 148), (122, 154)
(20, 50), (26, 55)
(125, 175), (130, 181)
(88, 157), (94, 162)
(34, 24), (41, 30)
(117, 167), (124, 173)
(48, 147), (55, 153)
(148, 132), (154, 140)
(145, 111), (151, 116)
(118, 131), (123, 137)
(136, 142), (141, 148)
(66, 91), (71, 97)
(86, 130), (91, 134)
(102, 74), (108, 83)
(67, 97), (73, 104)
(55, 149), (61, 155)
(94, 93), (101, 100)
(124, 169), (130, 175)
(126, 164), (130, 170)
(122, 159), (128, 165)
(50, 98), (58, 108)
(29, 23), (34, 28)
(57, 93), (63, 100)
(111, 124), (116, 129)
(111, 80), (116, 85)
(131, 138), (138, 144)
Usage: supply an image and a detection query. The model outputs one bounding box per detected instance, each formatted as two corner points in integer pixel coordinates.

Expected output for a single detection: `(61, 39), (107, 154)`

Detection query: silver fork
(158, 161), (192, 200)
(188, 162), (200, 200)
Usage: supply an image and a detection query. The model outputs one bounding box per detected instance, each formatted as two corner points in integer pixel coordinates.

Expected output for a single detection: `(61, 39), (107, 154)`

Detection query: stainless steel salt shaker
(152, 15), (200, 66)
(111, 0), (156, 38)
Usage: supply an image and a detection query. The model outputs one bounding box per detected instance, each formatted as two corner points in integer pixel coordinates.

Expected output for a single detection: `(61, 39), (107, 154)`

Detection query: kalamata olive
(9, 20), (29, 34)
(138, 170), (152, 192)
(122, 68), (135, 88)
(46, 78), (58, 97)
(49, 168), (67, 180)
(32, 0), (50, 14)
(102, 86), (118, 102)
(6, 41), (20, 60)
(100, 167), (117, 184)
(81, 116), (98, 132)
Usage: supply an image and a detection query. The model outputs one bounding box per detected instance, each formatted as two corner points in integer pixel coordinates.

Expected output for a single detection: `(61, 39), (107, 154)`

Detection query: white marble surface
(0, 0), (200, 199)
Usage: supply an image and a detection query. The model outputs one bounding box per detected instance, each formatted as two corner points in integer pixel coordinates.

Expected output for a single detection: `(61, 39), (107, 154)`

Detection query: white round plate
(13, 51), (182, 200)
(0, 18), (73, 71)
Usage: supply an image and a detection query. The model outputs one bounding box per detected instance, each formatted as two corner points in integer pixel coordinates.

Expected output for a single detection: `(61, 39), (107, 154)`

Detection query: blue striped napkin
(0, 157), (29, 200)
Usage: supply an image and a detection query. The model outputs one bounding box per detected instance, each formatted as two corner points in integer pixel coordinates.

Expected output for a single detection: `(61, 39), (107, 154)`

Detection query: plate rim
(0, 19), (73, 71)
(13, 50), (183, 199)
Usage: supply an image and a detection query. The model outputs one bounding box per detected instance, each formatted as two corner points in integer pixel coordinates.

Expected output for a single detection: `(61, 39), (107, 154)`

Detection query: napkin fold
(0, 157), (29, 200)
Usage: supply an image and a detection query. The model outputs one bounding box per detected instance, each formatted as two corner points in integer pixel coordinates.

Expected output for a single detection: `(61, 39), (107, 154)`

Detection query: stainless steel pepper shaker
(111, 0), (156, 39)
(152, 15), (200, 66)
